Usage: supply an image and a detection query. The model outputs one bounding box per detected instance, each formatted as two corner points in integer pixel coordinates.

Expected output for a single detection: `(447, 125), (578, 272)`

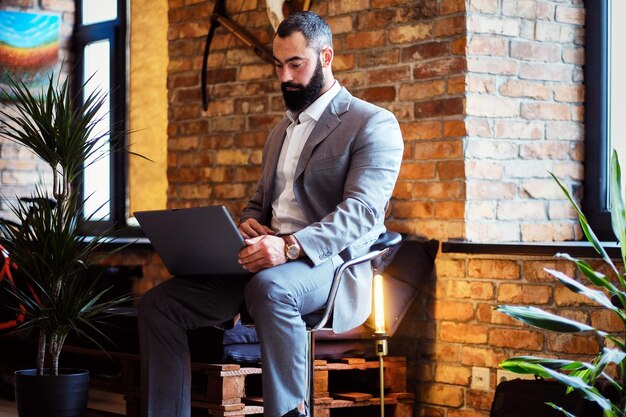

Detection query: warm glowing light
(373, 274), (385, 334)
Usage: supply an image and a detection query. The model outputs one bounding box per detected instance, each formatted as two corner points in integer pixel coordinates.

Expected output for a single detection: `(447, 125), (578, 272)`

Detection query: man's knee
(244, 270), (292, 314)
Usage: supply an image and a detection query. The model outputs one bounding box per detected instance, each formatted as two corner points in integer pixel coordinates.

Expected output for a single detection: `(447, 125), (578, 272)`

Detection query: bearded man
(138, 11), (404, 417)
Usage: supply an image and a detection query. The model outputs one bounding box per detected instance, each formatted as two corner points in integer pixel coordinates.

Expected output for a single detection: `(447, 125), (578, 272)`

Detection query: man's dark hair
(275, 11), (333, 52)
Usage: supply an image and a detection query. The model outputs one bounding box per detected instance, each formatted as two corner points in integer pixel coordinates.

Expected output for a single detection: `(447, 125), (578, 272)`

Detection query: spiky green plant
(495, 150), (626, 417)
(0, 72), (132, 376)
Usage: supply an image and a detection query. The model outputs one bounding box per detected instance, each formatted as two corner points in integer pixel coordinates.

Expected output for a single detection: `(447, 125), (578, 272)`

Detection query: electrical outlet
(496, 369), (535, 385)
(471, 366), (490, 390)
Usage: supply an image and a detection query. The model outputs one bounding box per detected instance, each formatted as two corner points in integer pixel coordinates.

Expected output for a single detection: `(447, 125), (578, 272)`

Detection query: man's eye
(290, 62), (303, 69)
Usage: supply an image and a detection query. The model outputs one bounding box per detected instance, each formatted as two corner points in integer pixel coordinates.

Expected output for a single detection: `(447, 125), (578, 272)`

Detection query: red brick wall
(166, 0), (468, 239)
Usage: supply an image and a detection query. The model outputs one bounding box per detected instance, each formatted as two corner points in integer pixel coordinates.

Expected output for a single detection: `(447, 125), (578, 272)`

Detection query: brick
(345, 30), (387, 49)
(328, 0), (369, 14)
(436, 258), (466, 279)
(467, 180), (517, 201)
(215, 149), (251, 166)
(494, 120), (544, 139)
(467, 74), (496, 94)
(555, 5), (585, 25)
(446, 280), (494, 300)
(450, 37), (467, 55)
(468, 0), (498, 13)
(467, 35), (506, 56)
(467, 57), (518, 75)
(440, 322), (489, 344)
(394, 201), (434, 218)
(521, 222), (576, 242)
(554, 84), (584, 102)
(434, 201), (465, 219)
(460, 347), (506, 368)
(489, 329), (543, 350)
(239, 64), (274, 81)
(499, 80), (550, 100)
(354, 86), (395, 103)
(504, 160), (554, 179)
(511, 41), (560, 62)
(469, 259), (521, 280)
(448, 76), (465, 94)
(522, 102), (571, 121)
(563, 46), (585, 65)
(438, 0), (464, 14)
(332, 53), (356, 71)
(419, 383), (464, 407)
(466, 389), (495, 411)
(443, 120), (466, 137)
(413, 140), (463, 160)
(415, 97), (464, 119)
(212, 183), (248, 199)
(519, 63), (572, 82)
(356, 9), (394, 30)
(467, 15), (520, 36)
(477, 303), (522, 326)
(545, 122), (584, 140)
(466, 95), (519, 118)
(368, 66), (410, 84)
(432, 300), (475, 321)
(400, 121), (442, 140)
(467, 201), (496, 219)
(434, 364), (471, 385)
(413, 181), (465, 199)
(398, 80), (446, 101)
(466, 119), (492, 137)
(547, 334), (600, 355)
(520, 179), (566, 199)
(434, 15), (465, 37)
(398, 162), (437, 180)
(359, 49), (399, 67)
(520, 142), (574, 160)
(389, 23), (432, 44)
(401, 42), (450, 62)
(497, 283), (552, 304)
(497, 201), (546, 220)
(591, 310), (624, 333)
(414, 57), (465, 79)
(438, 160), (465, 179)
(327, 15), (353, 34)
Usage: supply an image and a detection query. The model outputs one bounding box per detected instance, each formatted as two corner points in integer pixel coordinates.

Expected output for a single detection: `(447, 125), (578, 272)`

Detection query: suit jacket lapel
(294, 87), (352, 179)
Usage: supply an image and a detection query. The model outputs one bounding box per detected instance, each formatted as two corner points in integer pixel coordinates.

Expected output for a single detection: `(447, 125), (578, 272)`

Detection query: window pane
(83, 40), (111, 220)
(82, 0), (117, 25)
(610, 0), (626, 188)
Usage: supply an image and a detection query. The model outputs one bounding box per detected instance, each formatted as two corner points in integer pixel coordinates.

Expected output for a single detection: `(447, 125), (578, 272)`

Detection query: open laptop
(134, 206), (248, 276)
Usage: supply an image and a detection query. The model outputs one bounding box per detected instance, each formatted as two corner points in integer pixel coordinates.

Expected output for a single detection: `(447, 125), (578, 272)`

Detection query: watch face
(287, 244), (300, 260)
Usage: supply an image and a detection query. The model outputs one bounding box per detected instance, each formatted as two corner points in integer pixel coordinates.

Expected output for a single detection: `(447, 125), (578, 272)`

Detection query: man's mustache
(281, 82), (305, 91)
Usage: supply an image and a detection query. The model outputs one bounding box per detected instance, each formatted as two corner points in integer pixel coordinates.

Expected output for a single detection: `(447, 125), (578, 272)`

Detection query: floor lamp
(373, 274), (387, 417)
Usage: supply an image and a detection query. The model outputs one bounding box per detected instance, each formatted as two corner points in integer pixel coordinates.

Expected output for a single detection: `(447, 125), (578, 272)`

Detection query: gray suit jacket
(241, 87), (404, 333)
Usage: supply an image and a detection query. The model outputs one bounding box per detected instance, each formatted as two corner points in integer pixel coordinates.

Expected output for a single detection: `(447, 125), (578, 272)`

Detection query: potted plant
(495, 150), (626, 416)
(0, 72), (133, 417)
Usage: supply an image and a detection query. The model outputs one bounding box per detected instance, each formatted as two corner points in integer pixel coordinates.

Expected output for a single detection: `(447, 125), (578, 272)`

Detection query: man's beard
(281, 58), (325, 113)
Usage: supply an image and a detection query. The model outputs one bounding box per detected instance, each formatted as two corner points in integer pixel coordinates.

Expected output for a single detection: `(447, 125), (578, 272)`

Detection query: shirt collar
(286, 80), (341, 124)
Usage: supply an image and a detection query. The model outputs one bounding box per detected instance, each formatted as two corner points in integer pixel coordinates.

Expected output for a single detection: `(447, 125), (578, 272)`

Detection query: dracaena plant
(0, 72), (134, 376)
(495, 150), (626, 417)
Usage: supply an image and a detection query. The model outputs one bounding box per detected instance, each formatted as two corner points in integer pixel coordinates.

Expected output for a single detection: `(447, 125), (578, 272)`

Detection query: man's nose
(277, 67), (293, 83)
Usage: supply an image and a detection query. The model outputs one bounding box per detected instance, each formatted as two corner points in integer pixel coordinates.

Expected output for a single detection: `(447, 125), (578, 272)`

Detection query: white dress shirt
(271, 81), (341, 234)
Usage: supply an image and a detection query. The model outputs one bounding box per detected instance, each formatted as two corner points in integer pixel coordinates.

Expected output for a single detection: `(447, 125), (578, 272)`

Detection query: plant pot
(14, 369), (89, 417)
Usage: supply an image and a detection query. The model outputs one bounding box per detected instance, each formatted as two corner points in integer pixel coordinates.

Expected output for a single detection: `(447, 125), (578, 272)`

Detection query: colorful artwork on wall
(0, 10), (60, 99)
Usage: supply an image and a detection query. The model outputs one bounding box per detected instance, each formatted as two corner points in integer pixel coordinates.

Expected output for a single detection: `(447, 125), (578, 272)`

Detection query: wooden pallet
(63, 345), (413, 417)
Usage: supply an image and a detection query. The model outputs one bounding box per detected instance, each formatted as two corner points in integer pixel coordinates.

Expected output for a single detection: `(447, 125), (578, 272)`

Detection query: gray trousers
(138, 258), (335, 417)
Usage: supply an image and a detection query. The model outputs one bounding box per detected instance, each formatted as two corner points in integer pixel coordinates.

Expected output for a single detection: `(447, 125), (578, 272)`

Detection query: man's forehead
(273, 31), (313, 55)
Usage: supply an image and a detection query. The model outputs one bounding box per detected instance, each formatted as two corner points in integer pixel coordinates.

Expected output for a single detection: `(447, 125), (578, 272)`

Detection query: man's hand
(239, 218), (275, 239)
(238, 235), (287, 273)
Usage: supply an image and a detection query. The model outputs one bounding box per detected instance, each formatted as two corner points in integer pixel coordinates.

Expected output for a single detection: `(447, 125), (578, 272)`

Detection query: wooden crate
(63, 345), (413, 417)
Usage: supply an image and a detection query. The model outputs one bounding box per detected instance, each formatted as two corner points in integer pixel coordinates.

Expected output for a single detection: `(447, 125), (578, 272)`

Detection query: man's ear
(321, 47), (333, 68)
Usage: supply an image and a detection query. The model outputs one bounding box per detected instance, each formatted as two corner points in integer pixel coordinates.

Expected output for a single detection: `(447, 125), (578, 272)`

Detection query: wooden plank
(332, 392), (373, 402)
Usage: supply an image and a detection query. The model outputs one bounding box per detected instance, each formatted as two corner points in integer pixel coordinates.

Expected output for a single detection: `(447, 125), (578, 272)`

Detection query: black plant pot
(14, 369), (89, 417)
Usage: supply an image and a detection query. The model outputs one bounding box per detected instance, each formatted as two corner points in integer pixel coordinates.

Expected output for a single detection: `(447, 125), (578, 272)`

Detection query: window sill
(441, 239), (622, 259)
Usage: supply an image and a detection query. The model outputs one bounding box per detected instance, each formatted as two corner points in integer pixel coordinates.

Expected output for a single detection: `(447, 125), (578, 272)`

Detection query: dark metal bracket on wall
(201, 0), (312, 110)
(201, 0), (274, 110)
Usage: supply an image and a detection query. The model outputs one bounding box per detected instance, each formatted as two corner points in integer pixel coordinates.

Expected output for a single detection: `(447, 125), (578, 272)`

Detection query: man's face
(273, 32), (326, 112)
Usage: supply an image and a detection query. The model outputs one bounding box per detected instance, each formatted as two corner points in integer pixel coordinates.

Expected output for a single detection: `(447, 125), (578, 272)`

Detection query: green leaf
(495, 305), (597, 333)
(609, 150), (626, 268)
(544, 269), (622, 320)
